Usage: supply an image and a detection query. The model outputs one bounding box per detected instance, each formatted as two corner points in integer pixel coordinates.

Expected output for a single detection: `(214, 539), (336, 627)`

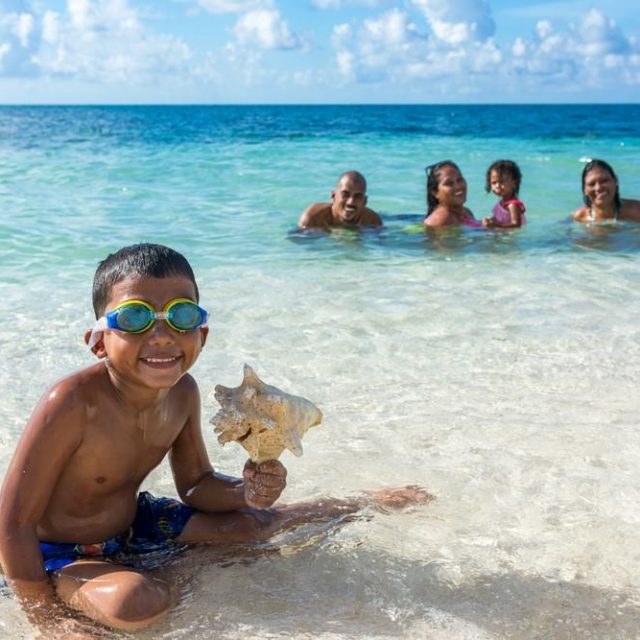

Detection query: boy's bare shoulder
(174, 372), (200, 397)
(35, 363), (108, 418)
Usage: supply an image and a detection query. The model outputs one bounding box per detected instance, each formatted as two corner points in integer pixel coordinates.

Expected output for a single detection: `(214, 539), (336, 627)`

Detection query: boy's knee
(62, 570), (172, 630)
(103, 574), (171, 628)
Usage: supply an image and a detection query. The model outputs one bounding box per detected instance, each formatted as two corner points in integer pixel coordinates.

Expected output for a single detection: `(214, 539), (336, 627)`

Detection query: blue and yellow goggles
(104, 298), (209, 334)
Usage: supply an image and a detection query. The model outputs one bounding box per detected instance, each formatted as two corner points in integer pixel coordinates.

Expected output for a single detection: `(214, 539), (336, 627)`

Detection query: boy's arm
(0, 378), (84, 612)
(169, 380), (286, 511)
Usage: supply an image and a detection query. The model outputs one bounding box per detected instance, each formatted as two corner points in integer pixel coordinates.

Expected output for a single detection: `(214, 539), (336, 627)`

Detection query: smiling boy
(0, 243), (428, 635)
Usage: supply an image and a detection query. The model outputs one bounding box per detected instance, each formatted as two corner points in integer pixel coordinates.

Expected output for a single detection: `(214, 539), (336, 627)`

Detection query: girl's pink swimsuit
(492, 199), (526, 225)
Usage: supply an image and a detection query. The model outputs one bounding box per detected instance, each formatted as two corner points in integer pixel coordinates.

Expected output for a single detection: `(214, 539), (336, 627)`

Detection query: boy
(0, 243), (429, 635)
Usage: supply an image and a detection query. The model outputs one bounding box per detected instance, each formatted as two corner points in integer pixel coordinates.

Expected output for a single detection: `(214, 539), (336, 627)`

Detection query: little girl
(482, 159), (526, 228)
(423, 160), (479, 227)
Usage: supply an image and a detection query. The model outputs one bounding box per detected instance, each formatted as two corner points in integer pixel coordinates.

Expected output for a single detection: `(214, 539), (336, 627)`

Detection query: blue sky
(0, 0), (639, 103)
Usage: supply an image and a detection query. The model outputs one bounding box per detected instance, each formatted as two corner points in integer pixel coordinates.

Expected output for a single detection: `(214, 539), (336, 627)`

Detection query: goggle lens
(116, 303), (155, 333)
(106, 298), (208, 334)
(166, 300), (207, 331)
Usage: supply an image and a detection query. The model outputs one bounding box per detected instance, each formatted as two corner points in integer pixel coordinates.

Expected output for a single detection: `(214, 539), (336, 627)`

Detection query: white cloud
(333, 9), (429, 83)
(232, 9), (300, 49)
(192, 0), (271, 14)
(0, 6), (41, 76)
(312, 0), (382, 7)
(31, 1), (192, 82)
(410, 0), (495, 44)
(509, 9), (638, 86)
(329, 4), (640, 97)
(336, 49), (354, 80)
(42, 11), (59, 45)
(68, 0), (93, 30)
(0, 42), (10, 67)
(1, 11), (34, 49)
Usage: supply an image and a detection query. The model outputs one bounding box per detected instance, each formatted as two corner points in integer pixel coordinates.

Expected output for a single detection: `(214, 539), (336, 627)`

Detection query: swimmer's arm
(487, 203), (523, 228)
(0, 379), (84, 621)
(169, 381), (286, 511)
(498, 203), (524, 228)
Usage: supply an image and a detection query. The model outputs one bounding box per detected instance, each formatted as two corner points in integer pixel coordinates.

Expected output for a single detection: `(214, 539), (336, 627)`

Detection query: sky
(0, 0), (639, 104)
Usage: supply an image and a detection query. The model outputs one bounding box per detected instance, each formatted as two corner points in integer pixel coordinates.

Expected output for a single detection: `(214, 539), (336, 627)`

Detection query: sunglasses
(104, 298), (209, 334)
(425, 160), (456, 176)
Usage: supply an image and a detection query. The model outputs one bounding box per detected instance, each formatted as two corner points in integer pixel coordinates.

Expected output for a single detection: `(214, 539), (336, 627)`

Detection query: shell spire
(210, 364), (323, 463)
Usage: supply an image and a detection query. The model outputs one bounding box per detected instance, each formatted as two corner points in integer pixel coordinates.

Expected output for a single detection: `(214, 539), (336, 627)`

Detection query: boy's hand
(243, 459), (287, 509)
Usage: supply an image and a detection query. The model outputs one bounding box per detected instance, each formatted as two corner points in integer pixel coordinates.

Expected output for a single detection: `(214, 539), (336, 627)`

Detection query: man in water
(297, 171), (383, 229)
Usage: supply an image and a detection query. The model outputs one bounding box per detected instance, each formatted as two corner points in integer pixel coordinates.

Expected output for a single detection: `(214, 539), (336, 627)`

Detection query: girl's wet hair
(92, 243), (199, 318)
(581, 158), (621, 210)
(485, 159), (522, 196)
(425, 160), (461, 217)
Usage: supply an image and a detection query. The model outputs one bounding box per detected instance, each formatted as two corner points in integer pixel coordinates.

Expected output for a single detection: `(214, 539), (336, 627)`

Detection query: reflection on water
(289, 216), (640, 260)
(96, 521), (640, 640)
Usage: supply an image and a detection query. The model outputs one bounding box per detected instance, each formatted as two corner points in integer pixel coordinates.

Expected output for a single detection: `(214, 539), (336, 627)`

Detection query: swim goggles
(87, 298), (208, 349)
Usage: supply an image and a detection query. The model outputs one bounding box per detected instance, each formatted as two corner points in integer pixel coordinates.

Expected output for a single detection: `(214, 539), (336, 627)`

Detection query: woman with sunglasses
(423, 160), (479, 228)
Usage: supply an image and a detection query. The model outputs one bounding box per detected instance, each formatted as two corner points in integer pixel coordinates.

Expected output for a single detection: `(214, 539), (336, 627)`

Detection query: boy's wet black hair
(425, 160), (461, 217)
(92, 243), (199, 318)
(581, 158), (621, 210)
(485, 159), (522, 196)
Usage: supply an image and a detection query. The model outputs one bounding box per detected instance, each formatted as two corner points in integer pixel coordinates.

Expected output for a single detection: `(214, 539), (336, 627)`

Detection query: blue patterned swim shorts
(39, 492), (194, 572)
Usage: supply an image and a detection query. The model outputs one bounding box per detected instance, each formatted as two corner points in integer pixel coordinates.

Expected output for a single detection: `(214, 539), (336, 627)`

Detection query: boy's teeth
(145, 357), (175, 363)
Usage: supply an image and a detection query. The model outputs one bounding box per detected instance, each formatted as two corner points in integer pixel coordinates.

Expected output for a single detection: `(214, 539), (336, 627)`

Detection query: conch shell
(211, 364), (323, 463)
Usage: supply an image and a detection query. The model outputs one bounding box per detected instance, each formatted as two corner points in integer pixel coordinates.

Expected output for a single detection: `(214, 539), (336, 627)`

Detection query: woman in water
(423, 160), (479, 227)
(572, 159), (640, 223)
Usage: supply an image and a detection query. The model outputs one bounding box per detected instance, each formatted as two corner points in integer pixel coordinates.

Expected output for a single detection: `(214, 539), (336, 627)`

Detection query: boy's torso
(36, 363), (192, 544)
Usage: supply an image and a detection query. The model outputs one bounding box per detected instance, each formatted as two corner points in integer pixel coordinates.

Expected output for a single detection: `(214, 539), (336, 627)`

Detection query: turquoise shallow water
(1, 105), (640, 639)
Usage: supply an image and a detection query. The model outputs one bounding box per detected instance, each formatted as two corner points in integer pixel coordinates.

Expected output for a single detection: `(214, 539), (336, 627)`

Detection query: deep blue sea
(1, 105), (640, 639)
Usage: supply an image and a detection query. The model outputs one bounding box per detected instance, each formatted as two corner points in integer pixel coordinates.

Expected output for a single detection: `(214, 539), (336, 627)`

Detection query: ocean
(1, 104), (640, 639)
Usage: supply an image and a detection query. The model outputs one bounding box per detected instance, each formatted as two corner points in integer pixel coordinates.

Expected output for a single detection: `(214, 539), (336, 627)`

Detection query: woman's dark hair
(485, 159), (522, 196)
(581, 159), (621, 209)
(92, 243), (199, 318)
(425, 160), (461, 217)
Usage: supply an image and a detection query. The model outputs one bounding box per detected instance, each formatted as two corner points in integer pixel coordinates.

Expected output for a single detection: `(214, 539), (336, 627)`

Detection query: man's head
(331, 171), (368, 224)
(92, 243), (199, 319)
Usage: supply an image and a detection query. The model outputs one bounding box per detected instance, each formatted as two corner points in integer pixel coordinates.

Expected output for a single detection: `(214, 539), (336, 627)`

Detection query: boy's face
(90, 274), (208, 390)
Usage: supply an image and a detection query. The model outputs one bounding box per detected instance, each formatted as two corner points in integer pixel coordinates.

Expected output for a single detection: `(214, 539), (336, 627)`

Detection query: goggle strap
(87, 317), (107, 350)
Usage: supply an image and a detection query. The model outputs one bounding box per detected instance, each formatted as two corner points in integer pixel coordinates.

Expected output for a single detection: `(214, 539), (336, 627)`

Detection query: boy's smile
(91, 275), (208, 392)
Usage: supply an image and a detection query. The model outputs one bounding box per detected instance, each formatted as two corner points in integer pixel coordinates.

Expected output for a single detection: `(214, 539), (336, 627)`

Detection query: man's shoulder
(362, 207), (383, 226)
(298, 202), (332, 228)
